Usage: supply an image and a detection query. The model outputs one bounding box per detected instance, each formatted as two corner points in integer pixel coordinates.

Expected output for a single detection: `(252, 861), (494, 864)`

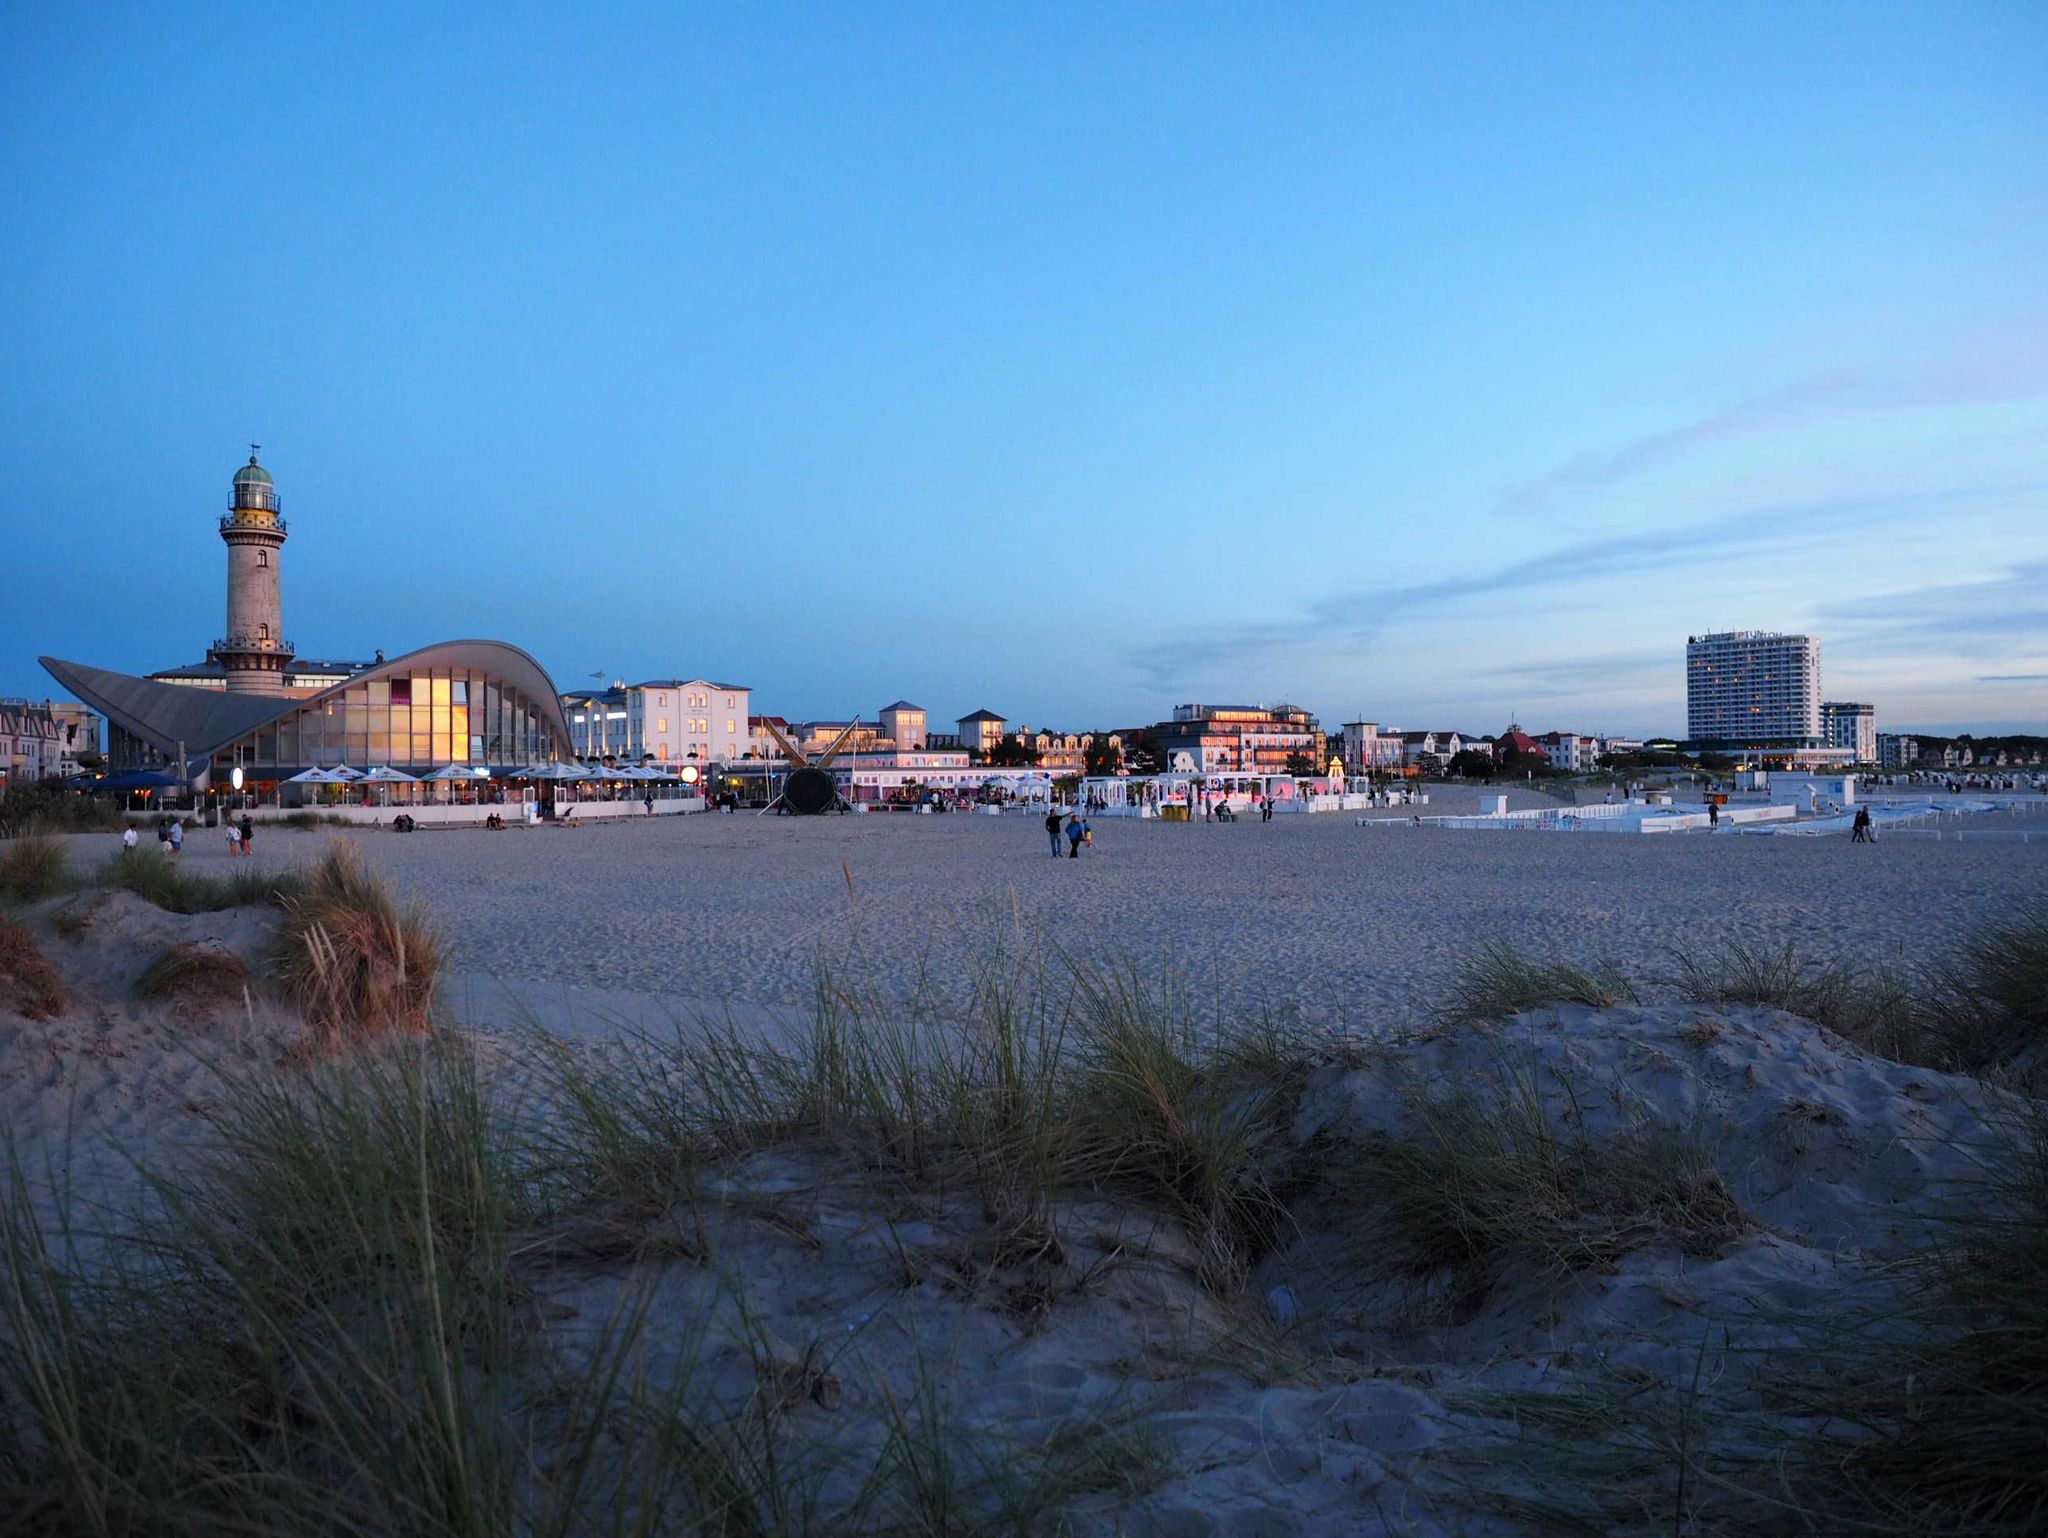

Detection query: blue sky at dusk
(3, 3), (2044, 736)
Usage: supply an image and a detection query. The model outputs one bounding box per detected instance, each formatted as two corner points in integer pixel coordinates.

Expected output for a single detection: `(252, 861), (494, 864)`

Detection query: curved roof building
(41, 452), (572, 787)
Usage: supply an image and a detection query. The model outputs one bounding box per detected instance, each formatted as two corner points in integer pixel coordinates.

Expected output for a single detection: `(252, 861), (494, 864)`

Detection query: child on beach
(224, 820), (242, 857)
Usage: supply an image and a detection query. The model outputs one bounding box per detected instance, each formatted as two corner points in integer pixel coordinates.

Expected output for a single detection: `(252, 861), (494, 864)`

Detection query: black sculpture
(757, 719), (858, 815)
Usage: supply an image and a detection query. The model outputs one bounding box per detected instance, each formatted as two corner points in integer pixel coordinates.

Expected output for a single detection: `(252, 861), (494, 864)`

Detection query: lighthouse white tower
(213, 446), (293, 696)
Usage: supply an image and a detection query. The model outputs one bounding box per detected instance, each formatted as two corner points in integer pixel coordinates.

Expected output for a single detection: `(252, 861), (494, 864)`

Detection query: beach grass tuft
(97, 846), (306, 914)
(0, 835), (70, 905)
(1331, 1078), (1743, 1312)
(0, 912), (69, 1021)
(274, 842), (441, 1041)
(133, 940), (252, 1009)
(1440, 938), (1634, 1022)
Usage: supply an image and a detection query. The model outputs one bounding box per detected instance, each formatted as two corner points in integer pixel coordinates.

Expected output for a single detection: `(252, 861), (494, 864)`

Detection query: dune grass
(1674, 911), (2048, 1084)
(1328, 1076), (1743, 1316)
(0, 912), (68, 1021)
(1439, 937), (1635, 1023)
(133, 941), (251, 1008)
(0, 835), (70, 906)
(275, 843), (442, 1042)
(97, 847), (306, 915)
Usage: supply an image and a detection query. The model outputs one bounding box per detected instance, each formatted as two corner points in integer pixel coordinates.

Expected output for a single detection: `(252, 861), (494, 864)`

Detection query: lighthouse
(213, 446), (293, 695)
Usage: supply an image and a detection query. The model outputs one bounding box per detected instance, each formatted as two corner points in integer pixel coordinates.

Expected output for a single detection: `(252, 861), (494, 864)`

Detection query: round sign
(679, 765), (700, 784)
(230, 766), (245, 791)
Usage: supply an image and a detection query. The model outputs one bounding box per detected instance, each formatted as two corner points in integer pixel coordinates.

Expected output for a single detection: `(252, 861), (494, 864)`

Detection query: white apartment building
(1685, 631), (1822, 749)
(1538, 731), (1594, 771)
(878, 701), (927, 749)
(1399, 730), (1473, 766)
(1821, 701), (1878, 764)
(563, 678), (750, 764)
(1340, 722), (1405, 772)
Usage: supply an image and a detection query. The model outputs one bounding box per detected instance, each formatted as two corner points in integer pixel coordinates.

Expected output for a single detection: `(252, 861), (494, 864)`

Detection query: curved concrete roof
(42, 638), (574, 761)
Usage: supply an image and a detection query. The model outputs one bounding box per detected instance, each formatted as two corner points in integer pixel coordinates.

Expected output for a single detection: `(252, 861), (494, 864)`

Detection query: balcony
(220, 513), (288, 535)
(212, 635), (296, 657)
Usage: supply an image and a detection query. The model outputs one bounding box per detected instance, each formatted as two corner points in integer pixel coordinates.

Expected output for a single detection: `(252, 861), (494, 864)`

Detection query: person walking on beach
(121, 824), (138, 852)
(1045, 806), (1063, 858)
(238, 814), (254, 855)
(167, 819), (184, 859)
(155, 816), (169, 854)
(1261, 793), (1274, 823)
(224, 818), (241, 858)
(1066, 814), (1086, 859)
(1708, 801), (1719, 830)
(1851, 805), (1874, 843)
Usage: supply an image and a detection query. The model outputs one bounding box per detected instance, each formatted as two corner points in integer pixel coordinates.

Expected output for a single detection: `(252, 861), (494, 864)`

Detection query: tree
(1083, 736), (1123, 777)
(1447, 749), (1495, 780)
(1284, 750), (1317, 776)
(986, 734), (1042, 767)
(1414, 752), (1444, 777)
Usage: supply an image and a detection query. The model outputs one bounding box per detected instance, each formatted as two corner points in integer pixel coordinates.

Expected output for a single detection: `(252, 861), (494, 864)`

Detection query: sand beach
(4, 807), (2045, 1535)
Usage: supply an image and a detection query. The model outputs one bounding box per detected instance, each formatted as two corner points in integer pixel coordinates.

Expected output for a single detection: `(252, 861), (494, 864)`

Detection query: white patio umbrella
(422, 764), (492, 781)
(512, 763), (594, 780)
(357, 766), (419, 785)
(284, 767), (350, 784)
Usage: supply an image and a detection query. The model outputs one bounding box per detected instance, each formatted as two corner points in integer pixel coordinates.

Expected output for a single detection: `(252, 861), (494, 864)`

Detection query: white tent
(422, 764), (493, 782)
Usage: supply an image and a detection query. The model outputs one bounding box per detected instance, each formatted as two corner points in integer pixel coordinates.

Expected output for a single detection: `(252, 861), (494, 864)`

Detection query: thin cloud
(1819, 559), (2048, 647)
(1501, 308), (2048, 517)
(1975, 673), (2048, 683)
(1127, 488), (1901, 692)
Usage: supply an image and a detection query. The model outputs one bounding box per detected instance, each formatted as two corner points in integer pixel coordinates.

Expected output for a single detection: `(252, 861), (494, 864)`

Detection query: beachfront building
(563, 680), (750, 765)
(0, 700), (70, 784)
(1822, 701), (1878, 764)
(957, 709), (1007, 756)
(1538, 731), (1595, 771)
(1122, 703), (1321, 775)
(1340, 721), (1404, 774)
(878, 701), (927, 749)
(1685, 631), (1823, 753)
(1495, 726), (1550, 765)
(1878, 733), (1922, 769)
(1399, 730), (1477, 768)
(38, 448), (576, 796)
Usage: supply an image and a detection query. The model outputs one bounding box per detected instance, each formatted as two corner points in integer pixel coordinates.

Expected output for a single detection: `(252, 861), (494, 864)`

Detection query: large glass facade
(223, 665), (561, 771)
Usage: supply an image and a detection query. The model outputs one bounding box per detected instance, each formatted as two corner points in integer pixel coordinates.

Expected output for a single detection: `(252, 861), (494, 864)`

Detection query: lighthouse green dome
(233, 453), (273, 487)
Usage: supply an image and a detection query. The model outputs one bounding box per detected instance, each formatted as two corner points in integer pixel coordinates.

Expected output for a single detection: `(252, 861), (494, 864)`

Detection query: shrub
(0, 835), (69, 905)
(275, 843), (441, 1041)
(0, 912), (67, 1020)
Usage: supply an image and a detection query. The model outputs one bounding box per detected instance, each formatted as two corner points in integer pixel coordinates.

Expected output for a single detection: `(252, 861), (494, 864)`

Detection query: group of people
(1045, 808), (1093, 858)
(121, 814), (256, 859)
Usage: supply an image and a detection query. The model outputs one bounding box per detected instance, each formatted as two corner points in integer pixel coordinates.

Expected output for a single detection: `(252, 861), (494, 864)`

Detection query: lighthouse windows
(259, 623), (270, 640)
(257, 550), (269, 567)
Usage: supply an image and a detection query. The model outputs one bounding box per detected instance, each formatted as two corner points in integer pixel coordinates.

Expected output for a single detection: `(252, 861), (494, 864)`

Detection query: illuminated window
(658, 718), (668, 733)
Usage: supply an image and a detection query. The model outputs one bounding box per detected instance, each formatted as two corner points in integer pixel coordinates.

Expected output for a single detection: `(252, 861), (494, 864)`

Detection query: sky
(3, 3), (2044, 738)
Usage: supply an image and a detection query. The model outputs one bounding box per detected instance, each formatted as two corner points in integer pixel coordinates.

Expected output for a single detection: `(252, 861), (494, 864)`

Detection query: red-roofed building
(1495, 725), (1549, 763)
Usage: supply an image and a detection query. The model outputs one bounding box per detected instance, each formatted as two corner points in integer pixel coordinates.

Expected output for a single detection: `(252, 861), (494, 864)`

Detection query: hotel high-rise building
(1685, 631), (1822, 750)
(1821, 700), (1877, 764)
